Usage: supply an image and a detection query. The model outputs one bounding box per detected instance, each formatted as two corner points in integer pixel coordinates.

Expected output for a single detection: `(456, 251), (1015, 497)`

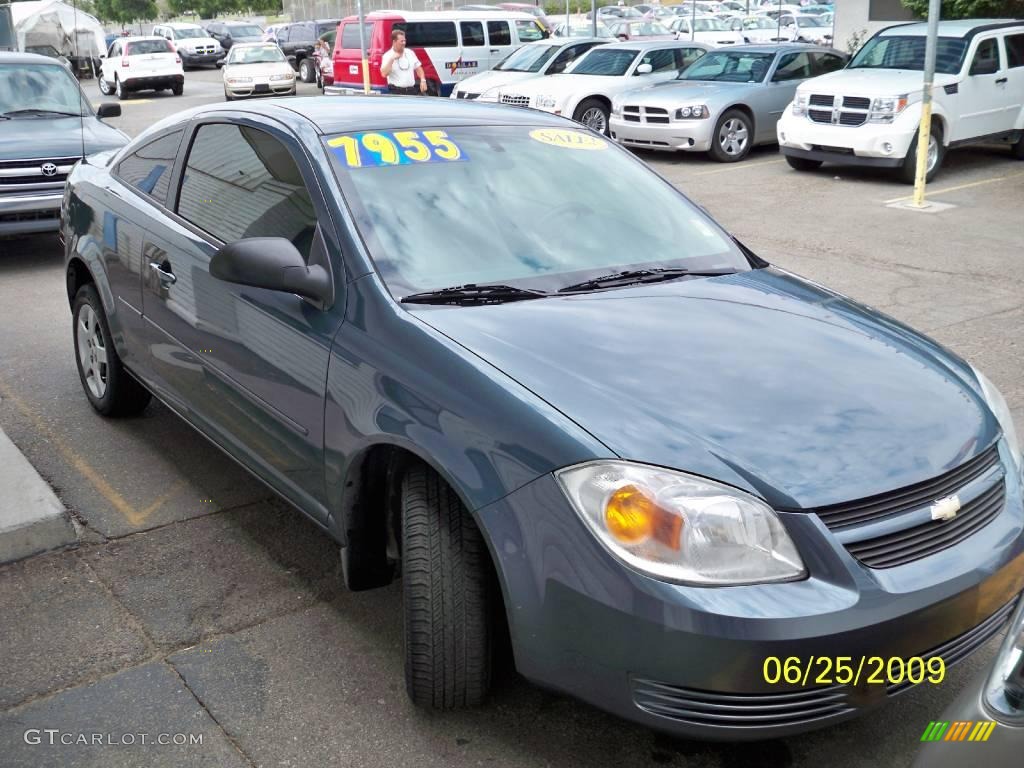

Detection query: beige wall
(833, 0), (918, 54)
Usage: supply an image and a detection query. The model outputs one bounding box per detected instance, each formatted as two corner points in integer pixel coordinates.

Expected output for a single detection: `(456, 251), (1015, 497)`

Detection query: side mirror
(96, 103), (121, 118)
(636, 62), (653, 74)
(970, 57), (999, 76)
(210, 237), (332, 304)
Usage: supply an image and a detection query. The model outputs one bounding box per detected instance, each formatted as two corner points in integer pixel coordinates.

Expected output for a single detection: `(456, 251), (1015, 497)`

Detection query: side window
(277, 26), (291, 43)
(341, 22), (372, 50)
(772, 51), (812, 81)
(515, 20), (544, 42)
(813, 52), (845, 76)
(636, 48), (677, 75)
(177, 124), (319, 260)
(460, 21), (485, 46)
(674, 46), (705, 71)
(115, 130), (183, 206)
(969, 38), (1001, 74)
(487, 20), (512, 46)
(108, 41), (119, 58)
(399, 22), (458, 47)
(296, 23), (316, 42)
(1007, 34), (1024, 68)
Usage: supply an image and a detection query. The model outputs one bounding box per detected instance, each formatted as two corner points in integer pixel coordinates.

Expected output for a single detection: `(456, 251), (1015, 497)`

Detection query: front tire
(72, 285), (151, 417)
(785, 154), (823, 172)
(573, 97), (610, 136)
(1010, 132), (1024, 160)
(710, 109), (752, 162)
(402, 463), (492, 710)
(299, 58), (315, 83)
(899, 122), (944, 184)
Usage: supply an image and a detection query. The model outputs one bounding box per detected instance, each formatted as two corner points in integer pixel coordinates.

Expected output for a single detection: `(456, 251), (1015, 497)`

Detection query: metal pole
(776, 0), (781, 42)
(690, 0), (695, 40)
(566, 0), (570, 33)
(912, 0), (941, 207)
(591, 0), (597, 37)
(356, 0), (369, 93)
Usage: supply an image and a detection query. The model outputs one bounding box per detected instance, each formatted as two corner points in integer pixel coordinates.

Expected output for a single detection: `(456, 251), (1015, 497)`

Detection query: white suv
(777, 20), (1024, 182)
(98, 36), (185, 100)
(152, 23), (224, 68)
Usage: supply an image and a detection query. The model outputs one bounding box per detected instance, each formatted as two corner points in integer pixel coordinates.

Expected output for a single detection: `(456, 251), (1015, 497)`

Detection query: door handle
(995, 77), (1008, 84)
(149, 261), (176, 285)
(490, 48), (500, 53)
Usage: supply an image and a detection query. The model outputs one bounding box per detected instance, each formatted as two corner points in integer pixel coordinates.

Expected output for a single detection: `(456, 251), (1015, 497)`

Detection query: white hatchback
(99, 36), (184, 100)
(222, 43), (296, 100)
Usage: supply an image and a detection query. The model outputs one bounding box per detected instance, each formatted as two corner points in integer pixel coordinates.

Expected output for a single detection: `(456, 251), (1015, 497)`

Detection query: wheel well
(726, 103), (755, 133)
(66, 258), (95, 307)
(574, 95), (610, 119)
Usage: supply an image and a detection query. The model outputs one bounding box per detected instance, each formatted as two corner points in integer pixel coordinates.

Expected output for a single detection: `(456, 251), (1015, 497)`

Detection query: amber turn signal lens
(604, 484), (684, 550)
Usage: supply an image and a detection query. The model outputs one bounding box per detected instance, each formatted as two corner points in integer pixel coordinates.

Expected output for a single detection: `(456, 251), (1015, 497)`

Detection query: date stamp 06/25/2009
(763, 656), (946, 687)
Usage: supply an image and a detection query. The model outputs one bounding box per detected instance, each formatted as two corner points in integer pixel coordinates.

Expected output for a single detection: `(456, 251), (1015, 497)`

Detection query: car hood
(508, 72), (627, 96)
(625, 79), (756, 105)
(458, 69), (541, 95)
(800, 68), (958, 96)
(223, 61), (292, 78)
(414, 268), (996, 509)
(0, 116), (128, 161)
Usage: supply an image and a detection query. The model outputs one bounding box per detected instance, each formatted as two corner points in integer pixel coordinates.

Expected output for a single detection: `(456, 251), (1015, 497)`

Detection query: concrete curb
(0, 427), (77, 564)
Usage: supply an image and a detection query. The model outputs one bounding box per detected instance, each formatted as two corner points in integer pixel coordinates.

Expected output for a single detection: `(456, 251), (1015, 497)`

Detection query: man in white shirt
(381, 30), (428, 95)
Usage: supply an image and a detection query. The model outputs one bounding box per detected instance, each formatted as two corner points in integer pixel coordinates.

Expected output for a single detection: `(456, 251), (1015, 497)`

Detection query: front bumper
(0, 191), (63, 235)
(477, 451), (1024, 740)
(225, 79), (296, 97)
(180, 51), (223, 65)
(777, 108), (919, 167)
(610, 114), (714, 152)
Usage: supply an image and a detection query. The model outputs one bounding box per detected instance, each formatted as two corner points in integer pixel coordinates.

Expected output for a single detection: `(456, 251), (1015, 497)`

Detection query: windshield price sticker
(529, 129), (608, 151)
(328, 131), (467, 168)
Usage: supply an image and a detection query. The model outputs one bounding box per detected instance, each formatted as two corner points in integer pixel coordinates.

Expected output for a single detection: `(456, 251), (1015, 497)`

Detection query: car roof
(0, 50), (69, 65)
(230, 41), (281, 48)
(880, 19), (1021, 38)
(720, 43), (836, 54)
(346, 10), (537, 20)
(163, 22), (205, 28)
(597, 40), (708, 50)
(117, 36), (169, 43)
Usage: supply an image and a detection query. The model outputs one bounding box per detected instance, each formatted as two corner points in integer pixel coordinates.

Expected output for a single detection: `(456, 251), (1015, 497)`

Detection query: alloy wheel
(76, 304), (108, 399)
(718, 118), (748, 157)
(580, 107), (607, 134)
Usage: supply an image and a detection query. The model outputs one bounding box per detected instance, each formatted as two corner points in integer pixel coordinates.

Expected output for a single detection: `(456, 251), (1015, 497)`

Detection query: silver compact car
(222, 42), (295, 100)
(610, 44), (846, 161)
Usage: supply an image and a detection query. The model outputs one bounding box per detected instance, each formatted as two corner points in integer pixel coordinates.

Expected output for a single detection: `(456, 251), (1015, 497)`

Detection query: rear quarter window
(341, 22), (373, 49)
(1005, 33), (1024, 68)
(126, 39), (172, 55)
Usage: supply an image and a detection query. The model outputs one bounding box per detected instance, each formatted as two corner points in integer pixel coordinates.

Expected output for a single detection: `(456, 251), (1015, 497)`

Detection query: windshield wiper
(401, 283), (551, 305)
(1, 109), (82, 118)
(558, 267), (735, 293)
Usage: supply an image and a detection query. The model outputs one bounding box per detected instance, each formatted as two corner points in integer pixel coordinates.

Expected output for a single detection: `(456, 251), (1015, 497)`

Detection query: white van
(326, 10), (547, 95)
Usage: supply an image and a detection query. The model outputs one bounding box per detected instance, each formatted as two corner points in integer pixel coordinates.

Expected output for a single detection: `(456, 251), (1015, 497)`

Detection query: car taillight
(121, 57), (129, 67)
(175, 54), (181, 63)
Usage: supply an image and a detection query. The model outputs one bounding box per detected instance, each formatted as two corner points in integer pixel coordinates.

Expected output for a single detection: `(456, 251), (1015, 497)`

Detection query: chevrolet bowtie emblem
(930, 495), (961, 522)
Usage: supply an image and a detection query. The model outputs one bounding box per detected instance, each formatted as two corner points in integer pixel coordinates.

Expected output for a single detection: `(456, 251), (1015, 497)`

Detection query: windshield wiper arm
(1, 109), (82, 118)
(401, 283), (551, 305)
(558, 267), (735, 293)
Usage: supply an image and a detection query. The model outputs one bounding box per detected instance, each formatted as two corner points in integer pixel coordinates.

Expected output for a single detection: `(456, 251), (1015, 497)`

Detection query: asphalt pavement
(0, 66), (1021, 767)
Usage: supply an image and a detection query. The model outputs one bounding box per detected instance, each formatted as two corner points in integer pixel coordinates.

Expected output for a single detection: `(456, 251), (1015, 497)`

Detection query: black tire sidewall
(901, 123), (944, 183)
(72, 286), (117, 414)
(711, 109), (752, 163)
(300, 59), (314, 82)
(574, 98), (609, 136)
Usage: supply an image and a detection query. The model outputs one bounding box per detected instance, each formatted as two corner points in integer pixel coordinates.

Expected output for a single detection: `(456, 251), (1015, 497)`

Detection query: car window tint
(116, 130), (183, 206)
(515, 20), (544, 42)
(126, 39), (172, 55)
(277, 26), (290, 42)
(397, 21), (458, 47)
(108, 41), (119, 57)
(341, 22), (372, 49)
(1006, 34), (1024, 68)
(461, 21), (485, 46)
(675, 46), (705, 70)
(487, 20), (512, 46)
(637, 48), (677, 74)
(772, 51), (812, 81)
(177, 124), (318, 260)
(293, 24), (315, 42)
(813, 52), (845, 76)
(970, 38), (1000, 73)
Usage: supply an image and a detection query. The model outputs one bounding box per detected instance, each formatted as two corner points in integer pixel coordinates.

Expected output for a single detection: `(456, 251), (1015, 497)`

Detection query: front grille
(839, 112), (867, 126)
(623, 105), (670, 124)
(0, 156), (78, 191)
(809, 94), (833, 107)
(813, 446), (1001, 530)
(843, 96), (871, 110)
(888, 596), (1019, 696)
(0, 209), (59, 223)
(456, 91), (479, 100)
(500, 94), (529, 107)
(632, 680), (854, 729)
(807, 95), (871, 127)
(846, 481), (1005, 569)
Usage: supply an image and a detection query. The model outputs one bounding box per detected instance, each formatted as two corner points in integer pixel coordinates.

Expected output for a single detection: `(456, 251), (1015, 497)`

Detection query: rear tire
(1011, 132), (1024, 160)
(72, 285), (151, 417)
(899, 122), (944, 184)
(402, 462), (492, 710)
(114, 76), (125, 100)
(98, 74), (112, 96)
(171, 82), (183, 96)
(785, 154), (823, 171)
(299, 58), (315, 83)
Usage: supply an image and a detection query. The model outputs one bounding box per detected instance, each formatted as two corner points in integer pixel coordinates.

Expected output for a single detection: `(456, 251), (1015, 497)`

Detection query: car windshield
(496, 44), (561, 72)
(0, 63), (88, 116)
(679, 51), (773, 81)
(324, 126), (747, 298)
(795, 16), (826, 26)
(617, 21), (671, 35)
(568, 48), (638, 75)
(174, 27), (206, 39)
(744, 17), (775, 29)
(229, 25), (264, 37)
(560, 25), (613, 38)
(126, 39), (172, 55)
(694, 18), (727, 31)
(230, 45), (286, 64)
(848, 35), (968, 74)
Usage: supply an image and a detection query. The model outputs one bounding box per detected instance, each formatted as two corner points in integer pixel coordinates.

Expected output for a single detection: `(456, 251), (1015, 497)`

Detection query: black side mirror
(970, 56), (999, 76)
(210, 237), (332, 305)
(96, 103), (121, 119)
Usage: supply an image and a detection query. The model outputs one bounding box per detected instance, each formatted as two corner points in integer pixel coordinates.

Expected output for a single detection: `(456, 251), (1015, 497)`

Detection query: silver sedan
(609, 44), (847, 162)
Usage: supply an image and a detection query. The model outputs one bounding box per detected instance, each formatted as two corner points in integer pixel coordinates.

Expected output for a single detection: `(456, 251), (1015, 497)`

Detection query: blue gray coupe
(61, 96), (1024, 739)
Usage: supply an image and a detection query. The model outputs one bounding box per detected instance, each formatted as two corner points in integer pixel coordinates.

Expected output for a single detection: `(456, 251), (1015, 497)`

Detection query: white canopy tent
(7, 0), (107, 68)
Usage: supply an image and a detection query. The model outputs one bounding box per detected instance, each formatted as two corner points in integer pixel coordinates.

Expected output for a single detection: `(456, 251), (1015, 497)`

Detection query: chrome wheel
(76, 304), (108, 399)
(580, 107), (607, 134)
(926, 133), (939, 172)
(718, 118), (749, 157)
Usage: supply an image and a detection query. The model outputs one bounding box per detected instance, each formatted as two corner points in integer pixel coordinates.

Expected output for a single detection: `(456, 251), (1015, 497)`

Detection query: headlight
(972, 365), (1022, 473)
(611, 96), (623, 115)
(792, 92), (808, 115)
(984, 595), (1024, 724)
(535, 94), (558, 109)
(675, 104), (709, 119)
(226, 76), (252, 84)
(270, 73), (293, 81)
(555, 461), (806, 585)
(869, 94), (909, 124)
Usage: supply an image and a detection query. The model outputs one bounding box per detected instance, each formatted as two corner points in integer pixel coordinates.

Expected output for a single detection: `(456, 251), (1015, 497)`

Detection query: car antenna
(72, 0), (88, 165)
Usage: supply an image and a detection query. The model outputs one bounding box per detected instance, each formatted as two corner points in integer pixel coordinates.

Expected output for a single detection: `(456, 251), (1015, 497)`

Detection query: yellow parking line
(92, 99), (152, 107)
(0, 378), (171, 526)
(884, 171), (1024, 204)
(692, 159), (784, 176)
